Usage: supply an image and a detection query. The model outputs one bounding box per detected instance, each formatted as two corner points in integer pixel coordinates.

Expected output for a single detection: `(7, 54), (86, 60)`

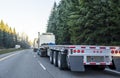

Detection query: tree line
(47, 0), (120, 46)
(0, 20), (30, 48)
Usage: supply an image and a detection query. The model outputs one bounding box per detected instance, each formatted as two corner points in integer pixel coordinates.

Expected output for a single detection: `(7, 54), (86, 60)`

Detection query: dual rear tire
(49, 50), (67, 69)
(50, 50), (53, 64)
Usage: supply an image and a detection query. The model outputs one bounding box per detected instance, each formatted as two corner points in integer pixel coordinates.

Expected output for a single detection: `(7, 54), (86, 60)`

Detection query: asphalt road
(0, 49), (120, 78)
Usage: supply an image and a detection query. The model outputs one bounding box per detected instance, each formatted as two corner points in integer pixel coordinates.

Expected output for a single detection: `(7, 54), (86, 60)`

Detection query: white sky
(0, 0), (60, 41)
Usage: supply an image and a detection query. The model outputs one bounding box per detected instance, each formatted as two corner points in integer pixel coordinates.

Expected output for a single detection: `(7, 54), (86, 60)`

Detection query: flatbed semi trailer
(39, 45), (118, 71)
(37, 33), (120, 72)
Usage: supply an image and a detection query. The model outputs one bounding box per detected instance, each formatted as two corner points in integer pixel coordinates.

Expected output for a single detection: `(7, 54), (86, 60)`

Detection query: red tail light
(115, 50), (118, 54)
(77, 50), (80, 53)
(74, 50), (76, 53)
(111, 50), (114, 54)
(81, 50), (84, 53)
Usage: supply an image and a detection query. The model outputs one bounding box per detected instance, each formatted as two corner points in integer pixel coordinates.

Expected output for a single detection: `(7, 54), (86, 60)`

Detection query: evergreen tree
(0, 20), (30, 48)
(47, 0), (120, 45)
(0, 23), (4, 47)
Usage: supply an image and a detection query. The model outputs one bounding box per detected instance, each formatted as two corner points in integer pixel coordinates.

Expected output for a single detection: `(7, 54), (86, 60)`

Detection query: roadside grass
(0, 48), (24, 55)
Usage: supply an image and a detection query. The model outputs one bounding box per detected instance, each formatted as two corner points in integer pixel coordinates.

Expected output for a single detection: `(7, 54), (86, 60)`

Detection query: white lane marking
(0, 52), (20, 61)
(38, 61), (46, 70)
(105, 68), (120, 74)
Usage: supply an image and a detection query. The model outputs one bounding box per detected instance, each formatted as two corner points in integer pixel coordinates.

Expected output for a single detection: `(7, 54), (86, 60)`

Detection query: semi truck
(37, 33), (120, 72)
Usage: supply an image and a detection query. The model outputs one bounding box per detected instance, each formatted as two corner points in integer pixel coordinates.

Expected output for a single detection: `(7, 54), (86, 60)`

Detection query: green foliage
(47, 0), (120, 46)
(0, 20), (30, 49)
(0, 48), (23, 55)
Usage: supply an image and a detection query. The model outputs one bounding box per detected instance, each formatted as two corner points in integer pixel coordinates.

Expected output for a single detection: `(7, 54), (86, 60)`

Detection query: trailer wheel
(58, 52), (62, 69)
(53, 51), (58, 66)
(39, 49), (43, 57)
(50, 50), (53, 64)
(58, 52), (67, 70)
(67, 56), (70, 69)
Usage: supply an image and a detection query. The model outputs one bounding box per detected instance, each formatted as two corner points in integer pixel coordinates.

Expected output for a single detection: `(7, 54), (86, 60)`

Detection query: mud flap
(113, 57), (120, 72)
(69, 56), (85, 72)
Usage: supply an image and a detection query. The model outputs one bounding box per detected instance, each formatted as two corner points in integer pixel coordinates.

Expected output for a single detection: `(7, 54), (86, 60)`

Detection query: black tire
(58, 52), (67, 70)
(39, 49), (47, 57)
(53, 51), (58, 66)
(39, 49), (44, 57)
(50, 50), (54, 64)
(67, 56), (70, 69)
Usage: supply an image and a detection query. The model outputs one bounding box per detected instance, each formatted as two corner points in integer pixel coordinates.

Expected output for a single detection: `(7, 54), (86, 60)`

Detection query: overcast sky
(0, 0), (60, 41)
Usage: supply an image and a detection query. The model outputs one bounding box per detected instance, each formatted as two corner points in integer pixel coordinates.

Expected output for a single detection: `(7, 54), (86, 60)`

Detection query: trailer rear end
(109, 46), (120, 71)
(37, 33), (120, 72)
(47, 45), (113, 72)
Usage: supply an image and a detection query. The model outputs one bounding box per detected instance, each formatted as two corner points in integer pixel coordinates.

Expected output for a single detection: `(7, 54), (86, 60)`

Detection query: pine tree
(0, 23), (4, 47)
(47, 0), (120, 45)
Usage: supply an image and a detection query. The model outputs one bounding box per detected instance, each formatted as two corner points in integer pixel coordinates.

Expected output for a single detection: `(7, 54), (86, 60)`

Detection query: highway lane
(0, 50), (23, 59)
(0, 49), (53, 78)
(35, 53), (120, 78)
(0, 49), (120, 78)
